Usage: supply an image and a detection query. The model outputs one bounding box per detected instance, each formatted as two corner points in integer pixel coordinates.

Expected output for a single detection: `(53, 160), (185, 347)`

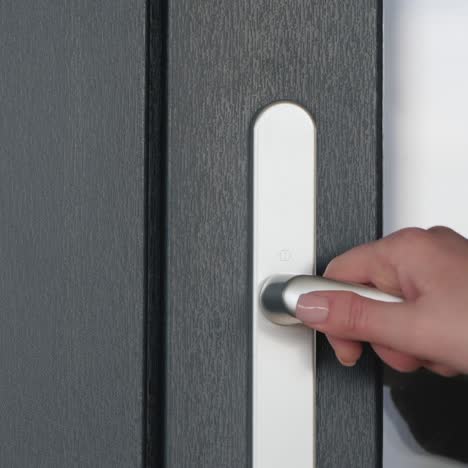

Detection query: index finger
(324, 240), (402, 297)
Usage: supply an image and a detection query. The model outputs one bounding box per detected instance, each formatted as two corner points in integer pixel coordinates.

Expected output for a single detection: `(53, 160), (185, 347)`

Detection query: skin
(296, 226), (468, 377)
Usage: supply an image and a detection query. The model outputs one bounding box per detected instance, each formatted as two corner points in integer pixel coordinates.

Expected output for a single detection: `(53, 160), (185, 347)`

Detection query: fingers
(327, 335), (426, 373)
(326, 335), (363, 367)
(300, 293), (460, 377)
(371, 344), (422, 373)
(317, 227), (468, 376)
(324, 241), (402, 297)
(423, 362), (459, 378)
(296, 291), (424, 357)
(428, 225), (462, 244)
(328, 336), (459, 376)
(371, 344), (458, 377)
(428, 225), (455, 237)
(324, 227), (438, 300)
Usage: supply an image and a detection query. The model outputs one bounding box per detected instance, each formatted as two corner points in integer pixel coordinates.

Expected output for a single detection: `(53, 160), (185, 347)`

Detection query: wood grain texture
(0, 2), (147, 466)
(165, 1), (382, 467)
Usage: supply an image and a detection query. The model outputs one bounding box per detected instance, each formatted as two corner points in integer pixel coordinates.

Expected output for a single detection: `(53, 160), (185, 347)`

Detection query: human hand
(296, 227), (468, 376)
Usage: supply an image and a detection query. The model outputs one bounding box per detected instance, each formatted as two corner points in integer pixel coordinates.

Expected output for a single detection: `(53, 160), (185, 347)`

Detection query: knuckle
(396, 227), (429, 245)
(344, 294), (369, 334)
(393, 227), (436, 257)
(428, 225), (453, 235)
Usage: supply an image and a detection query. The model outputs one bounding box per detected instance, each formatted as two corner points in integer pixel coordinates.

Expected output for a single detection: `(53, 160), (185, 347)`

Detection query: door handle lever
(261, 274), (402, 325)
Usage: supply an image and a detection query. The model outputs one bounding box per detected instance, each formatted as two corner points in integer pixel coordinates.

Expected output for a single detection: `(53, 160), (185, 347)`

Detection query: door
(153, 1), (383, 467)
(1, 1), (382, 467)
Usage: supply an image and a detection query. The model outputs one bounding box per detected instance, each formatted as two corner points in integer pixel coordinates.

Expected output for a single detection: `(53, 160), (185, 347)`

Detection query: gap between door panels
(145, 0), (167, 467)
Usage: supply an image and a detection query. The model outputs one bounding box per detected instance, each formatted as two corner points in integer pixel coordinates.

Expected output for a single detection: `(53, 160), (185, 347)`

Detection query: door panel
(162, 1), (383, 467)
(0, 1), (147, 467)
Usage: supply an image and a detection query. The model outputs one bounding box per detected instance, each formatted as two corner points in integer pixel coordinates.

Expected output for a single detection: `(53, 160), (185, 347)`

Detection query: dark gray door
(0, 2), (147, 467)
(1, 1), (382, 467)
(157, 1), (383, 468)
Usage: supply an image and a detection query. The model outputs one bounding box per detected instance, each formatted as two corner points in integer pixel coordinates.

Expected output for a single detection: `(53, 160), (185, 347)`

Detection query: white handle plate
(252, 102), (316, 468)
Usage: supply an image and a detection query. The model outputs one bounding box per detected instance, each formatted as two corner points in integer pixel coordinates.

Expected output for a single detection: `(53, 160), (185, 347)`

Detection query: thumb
(296, 291), (421, 356)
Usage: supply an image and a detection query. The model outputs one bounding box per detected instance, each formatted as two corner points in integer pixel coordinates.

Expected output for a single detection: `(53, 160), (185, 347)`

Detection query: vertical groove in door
(146, 0), (167, 466)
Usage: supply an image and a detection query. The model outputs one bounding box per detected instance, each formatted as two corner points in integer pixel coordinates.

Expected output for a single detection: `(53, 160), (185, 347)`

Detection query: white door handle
(261, 274), (402, 325)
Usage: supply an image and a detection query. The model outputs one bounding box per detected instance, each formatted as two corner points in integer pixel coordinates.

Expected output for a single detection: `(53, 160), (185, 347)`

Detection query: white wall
(383, 1), (468, 466)
(384, 0), (468, 234)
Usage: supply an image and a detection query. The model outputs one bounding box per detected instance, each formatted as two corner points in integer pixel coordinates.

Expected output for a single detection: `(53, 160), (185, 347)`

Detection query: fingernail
(296, 294), (329, 323)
